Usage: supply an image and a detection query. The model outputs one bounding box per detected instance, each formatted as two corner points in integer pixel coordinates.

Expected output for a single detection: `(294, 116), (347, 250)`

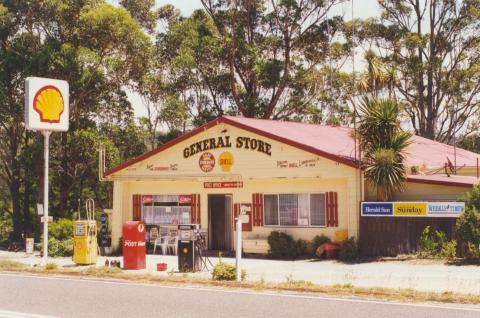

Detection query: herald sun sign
(25, 77), (69, 131)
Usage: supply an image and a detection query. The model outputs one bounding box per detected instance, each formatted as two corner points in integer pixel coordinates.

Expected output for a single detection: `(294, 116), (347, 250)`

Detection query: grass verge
(0, 259), (26, 269)
(0, 260), (479, 305)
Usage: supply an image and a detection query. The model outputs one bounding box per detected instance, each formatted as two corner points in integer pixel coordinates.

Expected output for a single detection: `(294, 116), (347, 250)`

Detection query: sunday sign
(183, 136), (272, 158)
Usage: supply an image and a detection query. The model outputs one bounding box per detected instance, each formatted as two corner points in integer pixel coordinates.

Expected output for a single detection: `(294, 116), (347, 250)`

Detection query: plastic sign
(394, 202), (427, 217)
(25, 77), (69, 131)
(199, 152), (215, 172)
(219, 151), (234, 171)
(361, 201), (465, 218)
(238, 214), (249, 224)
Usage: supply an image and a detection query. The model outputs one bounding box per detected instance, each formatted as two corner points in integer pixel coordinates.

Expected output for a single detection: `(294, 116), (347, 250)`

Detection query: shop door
(208, 194), (232, 251)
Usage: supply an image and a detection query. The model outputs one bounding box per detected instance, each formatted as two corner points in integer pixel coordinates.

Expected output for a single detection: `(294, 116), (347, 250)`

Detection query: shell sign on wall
(219, 151), (234, 171)
(25, 77), (69, 131)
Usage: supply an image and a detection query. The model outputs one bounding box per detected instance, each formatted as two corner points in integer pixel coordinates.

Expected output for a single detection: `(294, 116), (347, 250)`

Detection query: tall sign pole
(42, 131), (51, 264)
(25, 77), (69, 265)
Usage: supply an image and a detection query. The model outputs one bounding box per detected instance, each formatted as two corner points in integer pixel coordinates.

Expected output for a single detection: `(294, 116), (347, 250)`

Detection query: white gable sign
(25, 77), (69, 131)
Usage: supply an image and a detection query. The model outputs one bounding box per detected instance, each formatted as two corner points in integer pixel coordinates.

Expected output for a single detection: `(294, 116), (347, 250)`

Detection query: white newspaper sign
(427, 202), (465, 217)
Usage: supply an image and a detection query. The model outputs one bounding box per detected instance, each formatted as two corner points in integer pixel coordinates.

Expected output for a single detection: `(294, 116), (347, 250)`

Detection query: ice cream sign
(25, 77), (69, 131)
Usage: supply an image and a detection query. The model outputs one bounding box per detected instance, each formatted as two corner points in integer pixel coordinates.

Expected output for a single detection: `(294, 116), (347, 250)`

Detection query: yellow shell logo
(33, 85), (64, 123)
(219, 152), (234, 172)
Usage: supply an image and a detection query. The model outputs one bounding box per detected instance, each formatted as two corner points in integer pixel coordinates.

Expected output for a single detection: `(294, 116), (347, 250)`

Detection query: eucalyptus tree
(0, 1), (152, 239)
(201, 0), (347, 119)
(351, 0), (480, 142)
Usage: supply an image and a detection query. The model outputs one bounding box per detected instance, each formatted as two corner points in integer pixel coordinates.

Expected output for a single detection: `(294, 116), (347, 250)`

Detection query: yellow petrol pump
(73, 199), (98, 264)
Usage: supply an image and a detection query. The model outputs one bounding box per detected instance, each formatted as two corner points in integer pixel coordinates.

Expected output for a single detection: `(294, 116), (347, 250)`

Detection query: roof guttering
(406, 176), (477, 188)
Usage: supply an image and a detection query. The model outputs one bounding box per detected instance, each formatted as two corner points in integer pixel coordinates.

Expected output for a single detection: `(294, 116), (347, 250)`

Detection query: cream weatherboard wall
(108, 122), (361, 250)
(364, 181), (472, 201)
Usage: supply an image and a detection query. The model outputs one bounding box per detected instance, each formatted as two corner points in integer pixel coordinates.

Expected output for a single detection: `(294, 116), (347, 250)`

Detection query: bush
(418, 226), (457, 259)
(308, 234), (331, 257)
(267, 231), (297, 259)
(211, 260), (246, 281)
(418, 226), (438, 256)
(456, 207), (480, 260)
(40, 237), (74, 257)
(339, 237), (358, 262)
(295, 239), (309, 257)
(46, 263), (58, 270)
(49, 218), (74, 240)
(466, 243), (480, 261)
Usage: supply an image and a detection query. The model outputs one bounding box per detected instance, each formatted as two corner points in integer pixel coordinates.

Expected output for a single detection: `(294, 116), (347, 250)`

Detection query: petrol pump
(73, 199), (98, 265)
(177, 224), (203, 272)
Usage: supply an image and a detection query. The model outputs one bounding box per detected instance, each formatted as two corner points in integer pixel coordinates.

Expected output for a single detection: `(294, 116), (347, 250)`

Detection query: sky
(118, 0), (382, 118)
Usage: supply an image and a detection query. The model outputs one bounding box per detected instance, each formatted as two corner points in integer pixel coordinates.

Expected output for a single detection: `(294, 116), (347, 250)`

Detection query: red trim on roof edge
(104, 116), (359, 177)
(406, 176), (476, 188)
(220, 117), (358, 168)
(104, 118), (222, 176)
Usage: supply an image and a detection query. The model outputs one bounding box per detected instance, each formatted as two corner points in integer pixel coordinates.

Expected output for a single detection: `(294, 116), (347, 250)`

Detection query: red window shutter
(132, 194), (141, 221)
(252, 193), (264, 226)
(196, 194), (201, 224)
(326, 192), (338, 227)
(258, 194), (263, 226)
(190, 194), (201, 224)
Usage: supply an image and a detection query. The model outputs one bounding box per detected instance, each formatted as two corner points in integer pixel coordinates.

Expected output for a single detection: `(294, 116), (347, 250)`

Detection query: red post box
(122, 221), (146, 269)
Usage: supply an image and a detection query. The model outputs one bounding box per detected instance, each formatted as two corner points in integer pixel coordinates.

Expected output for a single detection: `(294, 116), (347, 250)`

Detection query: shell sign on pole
(24, 76), (69, 265)
(25, 77), (69, 131)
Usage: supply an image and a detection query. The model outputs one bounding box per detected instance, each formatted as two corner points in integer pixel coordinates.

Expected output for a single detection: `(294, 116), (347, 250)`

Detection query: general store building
(103, 116), (479, 254)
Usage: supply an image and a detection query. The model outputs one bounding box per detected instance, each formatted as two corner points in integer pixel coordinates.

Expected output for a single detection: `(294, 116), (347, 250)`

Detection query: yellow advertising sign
(219, 151), (234, 171)
(393, 202), (427, 217)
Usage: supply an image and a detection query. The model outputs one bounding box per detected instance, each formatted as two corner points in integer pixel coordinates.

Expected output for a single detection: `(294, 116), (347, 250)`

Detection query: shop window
(141, 195), (191, 225)
(264, 193), (326, 227)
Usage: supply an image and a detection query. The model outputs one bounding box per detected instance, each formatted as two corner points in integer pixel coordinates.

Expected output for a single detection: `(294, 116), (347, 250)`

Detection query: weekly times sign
(361, 202), (465, 218)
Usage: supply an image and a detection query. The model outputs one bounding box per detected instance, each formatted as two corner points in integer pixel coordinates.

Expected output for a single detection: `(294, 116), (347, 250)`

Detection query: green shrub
(308, 234), (331, 257)
(466, 184), (480, 209)
(45, 263), (58, 270)
(418, 226), (457, 259)
(49, 218), (74, 240)
(418, 226), (438, 257)
(211, 261), (246, 281)
(439, 240), (457, 258)
(456, 207), (480, 259)
(40, 237), (74, 257)
(339, 237), (358, 262)
(466, 243), (480, 261)
(267, 231), (297, 259)
(295, 239), (309, 257)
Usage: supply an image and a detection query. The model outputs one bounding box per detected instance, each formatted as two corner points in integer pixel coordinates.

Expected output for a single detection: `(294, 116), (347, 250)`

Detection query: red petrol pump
(122, 221), (146, 269)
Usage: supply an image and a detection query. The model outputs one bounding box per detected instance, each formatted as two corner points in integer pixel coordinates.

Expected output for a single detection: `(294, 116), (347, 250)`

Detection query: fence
(358, 216), (457, 257)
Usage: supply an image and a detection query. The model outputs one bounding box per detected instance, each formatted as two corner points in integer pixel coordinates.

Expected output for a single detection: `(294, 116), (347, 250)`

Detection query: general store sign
(183, 136), (272, 158)
(361, 201), (465, 218)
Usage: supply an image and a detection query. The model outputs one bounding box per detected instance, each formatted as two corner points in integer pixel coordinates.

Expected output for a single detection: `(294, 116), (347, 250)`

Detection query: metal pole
(235, 219), (242, 282)
(42, 131), (51, 264)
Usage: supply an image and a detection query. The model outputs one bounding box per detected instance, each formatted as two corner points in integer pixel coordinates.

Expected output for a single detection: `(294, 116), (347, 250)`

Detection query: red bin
(122, 221), (146, 269)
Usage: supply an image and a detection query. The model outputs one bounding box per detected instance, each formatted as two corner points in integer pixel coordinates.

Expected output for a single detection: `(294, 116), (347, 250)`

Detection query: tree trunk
(59, 133), (69, 217)
(10, 178), (22, 242)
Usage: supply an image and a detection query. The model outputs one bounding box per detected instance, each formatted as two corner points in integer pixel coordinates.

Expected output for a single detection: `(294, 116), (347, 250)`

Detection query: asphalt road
(0, 273), (479, 318)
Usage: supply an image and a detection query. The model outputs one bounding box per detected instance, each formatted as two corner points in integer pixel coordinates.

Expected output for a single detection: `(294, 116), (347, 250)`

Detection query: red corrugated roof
(224, 116), (480, 168)
(104, 116), (480, 176)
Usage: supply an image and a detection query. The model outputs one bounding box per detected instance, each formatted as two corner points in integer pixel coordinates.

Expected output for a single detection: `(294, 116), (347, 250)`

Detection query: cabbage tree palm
(357, 97), (412, 201)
